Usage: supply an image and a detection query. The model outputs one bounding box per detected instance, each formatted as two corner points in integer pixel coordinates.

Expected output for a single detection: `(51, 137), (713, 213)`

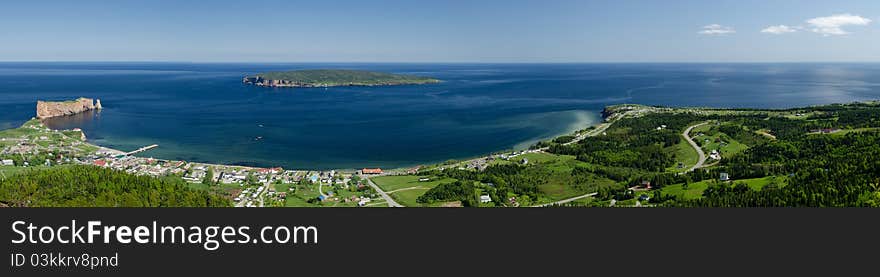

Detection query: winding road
(683, 122), (709, 172)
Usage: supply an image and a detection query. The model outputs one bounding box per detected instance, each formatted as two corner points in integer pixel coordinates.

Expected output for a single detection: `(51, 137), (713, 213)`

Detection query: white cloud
(761, 25), (799, 34)
(806, 14), (872, 36)
(698, 24), (736, 35)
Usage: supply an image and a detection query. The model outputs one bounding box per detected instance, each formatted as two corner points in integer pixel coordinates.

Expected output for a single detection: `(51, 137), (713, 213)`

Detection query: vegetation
(371, 175), (456, 206)
(567, 102), (880, 207)
(414, 102), (880, 207)
(417, 181), (478, 207)
(0, 165), (230, 207)
(549, 112), (717, 171)
(425, 153), (618, 206)
(251, 69), (440, 87)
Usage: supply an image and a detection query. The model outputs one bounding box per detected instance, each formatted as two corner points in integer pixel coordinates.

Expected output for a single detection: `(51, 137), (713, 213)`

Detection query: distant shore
(243, 69), (440, 88)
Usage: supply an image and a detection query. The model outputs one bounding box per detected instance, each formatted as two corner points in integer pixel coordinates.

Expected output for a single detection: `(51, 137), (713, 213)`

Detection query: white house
(1, 159), (13, 166)
(480, 195), (492, 203)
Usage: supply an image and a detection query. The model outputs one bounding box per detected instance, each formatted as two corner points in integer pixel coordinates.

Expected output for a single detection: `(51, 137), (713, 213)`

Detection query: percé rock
(36, 97), (102, 119)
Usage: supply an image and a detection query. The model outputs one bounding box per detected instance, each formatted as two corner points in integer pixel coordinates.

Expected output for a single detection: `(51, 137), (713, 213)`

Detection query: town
(0, 118), (389, 208)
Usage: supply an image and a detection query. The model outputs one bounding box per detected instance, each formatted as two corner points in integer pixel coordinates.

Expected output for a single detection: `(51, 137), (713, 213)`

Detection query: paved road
(532, 192), (598, 207)
(364, 175), (403, 207)
(256, 182), (270, 207)
(562, 120), (614, 146)
(537, 117), (615, 151)
(318, 181), (328, 198)
(683, 122), (709, 172)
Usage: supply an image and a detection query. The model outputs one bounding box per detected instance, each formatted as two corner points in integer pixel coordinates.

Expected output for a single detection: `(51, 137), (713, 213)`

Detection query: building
(1, 159), (13, 166)
(639, 180), (652, 190)
(361, 168), (383, 175)
(94, 160), (107, 167)
(709, 150), (721, 160)
(480, 195), (492, 203)
(720, 172), (730, 181)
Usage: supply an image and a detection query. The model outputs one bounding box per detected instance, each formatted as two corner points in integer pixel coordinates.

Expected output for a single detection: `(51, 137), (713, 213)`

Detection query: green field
(0, 165), (52, 179)
(520, 152), (617, 203)
(667, 139), (698, 172)
(371, 175), (457, 206)
(813, 127), (880, 137)
(284, 184), (323, 207)
(371, 175), (456, 192)
(660, 176), (788, 200)
(659, 180), (713, 200)
(285, 194), (318, 207)
(701, 135), (748, 157)
(518, 152), (574, 164)
(0, 119), (42, 138)
(693, 125), (749, 159)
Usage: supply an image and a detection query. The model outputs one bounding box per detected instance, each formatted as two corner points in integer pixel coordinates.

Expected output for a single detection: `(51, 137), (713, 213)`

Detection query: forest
(0, 165), (230, 207)
(417, 181), (479, 207)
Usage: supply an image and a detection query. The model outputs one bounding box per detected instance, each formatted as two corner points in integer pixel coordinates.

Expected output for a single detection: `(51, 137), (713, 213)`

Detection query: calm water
(2, 63), (880, 169)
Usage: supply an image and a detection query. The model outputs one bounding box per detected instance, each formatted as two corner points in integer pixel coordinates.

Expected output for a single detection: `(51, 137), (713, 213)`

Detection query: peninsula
(242, 69), (440, 88)
(36, 97), (102, 119)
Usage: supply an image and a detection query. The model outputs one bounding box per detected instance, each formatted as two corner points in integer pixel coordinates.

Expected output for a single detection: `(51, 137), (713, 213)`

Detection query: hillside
(243, 69), (440, 88)
(0, 165), (230, 207)
(404, 102), (880, 207)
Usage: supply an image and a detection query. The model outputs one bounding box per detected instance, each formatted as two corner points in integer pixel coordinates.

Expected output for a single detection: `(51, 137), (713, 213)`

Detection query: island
(36, 97), (102, 119)
(242, 69), (440, 88)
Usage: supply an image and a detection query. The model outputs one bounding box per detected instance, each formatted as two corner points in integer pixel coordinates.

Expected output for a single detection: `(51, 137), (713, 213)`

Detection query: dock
(124, 144), (158, 156)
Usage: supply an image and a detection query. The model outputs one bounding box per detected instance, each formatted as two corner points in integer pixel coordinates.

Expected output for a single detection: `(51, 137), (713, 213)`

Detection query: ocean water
(2, 63), (880, 169)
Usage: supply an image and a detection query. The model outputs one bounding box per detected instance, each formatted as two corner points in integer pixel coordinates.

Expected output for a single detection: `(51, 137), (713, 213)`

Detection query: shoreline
(15, 99), (876, 174)
(27, 110), (606, 173)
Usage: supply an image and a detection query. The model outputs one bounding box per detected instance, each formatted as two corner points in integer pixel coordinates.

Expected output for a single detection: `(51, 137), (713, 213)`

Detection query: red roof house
(362, 168), (383, 174)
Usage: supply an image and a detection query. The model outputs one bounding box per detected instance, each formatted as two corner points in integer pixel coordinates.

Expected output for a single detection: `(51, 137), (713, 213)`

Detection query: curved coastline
(39, 110), (604, 172)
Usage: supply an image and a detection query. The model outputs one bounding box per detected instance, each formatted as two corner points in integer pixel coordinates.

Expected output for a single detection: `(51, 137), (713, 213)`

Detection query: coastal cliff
(36, 97), (103, 119)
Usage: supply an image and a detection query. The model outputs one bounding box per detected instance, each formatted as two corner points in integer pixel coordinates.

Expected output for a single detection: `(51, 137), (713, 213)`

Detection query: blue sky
(1, 0), (878, 62)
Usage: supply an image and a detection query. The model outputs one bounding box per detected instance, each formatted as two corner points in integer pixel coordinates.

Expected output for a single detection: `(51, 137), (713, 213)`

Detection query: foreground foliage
(0, 165), (230, 207)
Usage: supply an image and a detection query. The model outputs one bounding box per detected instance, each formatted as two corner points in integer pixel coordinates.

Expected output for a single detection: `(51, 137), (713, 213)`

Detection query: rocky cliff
(36, 97), (103, 119)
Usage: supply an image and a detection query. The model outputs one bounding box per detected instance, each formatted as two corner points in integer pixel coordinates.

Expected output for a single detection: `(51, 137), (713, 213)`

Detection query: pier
(124, 144), (158, 156)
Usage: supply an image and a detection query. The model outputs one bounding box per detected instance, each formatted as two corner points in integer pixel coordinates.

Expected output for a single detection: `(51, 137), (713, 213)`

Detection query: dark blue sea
(2, 63), (879, 169)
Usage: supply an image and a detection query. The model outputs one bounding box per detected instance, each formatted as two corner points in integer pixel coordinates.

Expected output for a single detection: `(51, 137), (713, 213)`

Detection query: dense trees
(431, 164), (546, 200)
(553, 135), (575, 144)
(0, 165), (230, 207)
(417, 181), (478, 207)
(679, 131), (880, 207)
